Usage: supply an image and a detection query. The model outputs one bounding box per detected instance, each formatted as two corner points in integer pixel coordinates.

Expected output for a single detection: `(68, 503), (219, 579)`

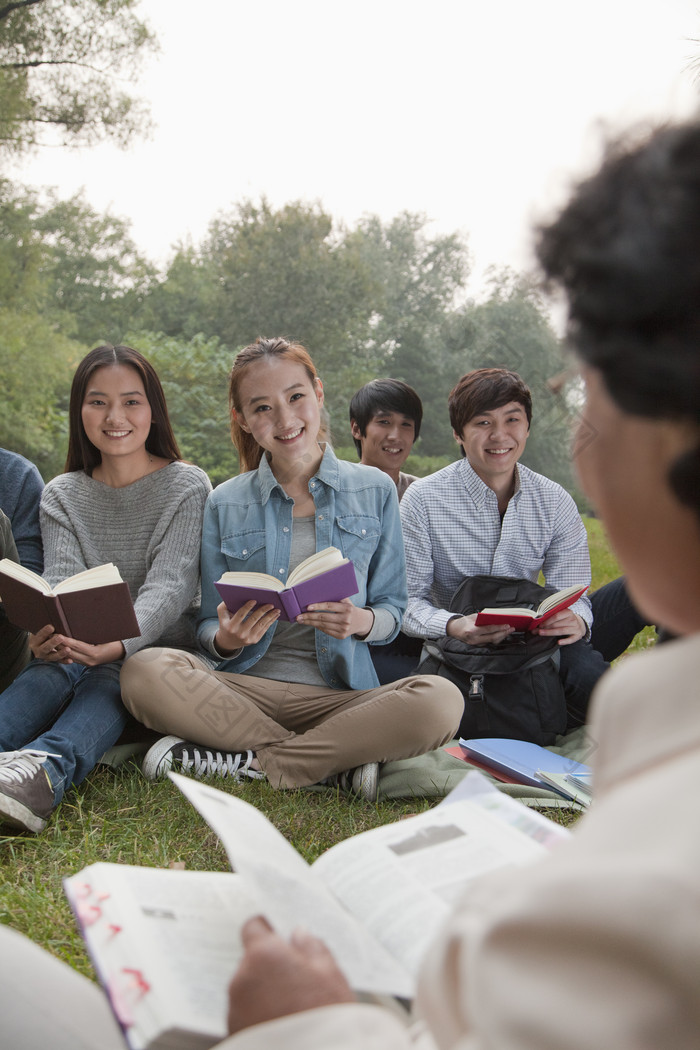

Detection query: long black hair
(65, 344), (181, 474)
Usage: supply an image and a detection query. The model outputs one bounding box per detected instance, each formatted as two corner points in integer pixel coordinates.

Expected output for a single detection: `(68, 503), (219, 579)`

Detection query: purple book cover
(215, 559), (359, 623)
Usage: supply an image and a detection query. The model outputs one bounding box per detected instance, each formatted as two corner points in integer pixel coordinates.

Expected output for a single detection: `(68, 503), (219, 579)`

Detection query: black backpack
(416, 575), (567, 745)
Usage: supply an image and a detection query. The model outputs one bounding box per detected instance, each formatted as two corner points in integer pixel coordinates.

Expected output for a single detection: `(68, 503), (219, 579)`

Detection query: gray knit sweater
(39, 461), (211, 657)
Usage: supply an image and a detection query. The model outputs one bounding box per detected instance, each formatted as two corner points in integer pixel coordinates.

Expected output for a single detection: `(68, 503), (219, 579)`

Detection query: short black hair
(349, 379), (423, 456)
(448, 368), (532, 448)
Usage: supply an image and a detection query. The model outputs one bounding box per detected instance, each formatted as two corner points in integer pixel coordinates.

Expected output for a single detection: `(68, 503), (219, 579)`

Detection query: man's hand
(446, 612), (514, 646)
(227, 916), (355, 1035)
(534, 609), (587, 646)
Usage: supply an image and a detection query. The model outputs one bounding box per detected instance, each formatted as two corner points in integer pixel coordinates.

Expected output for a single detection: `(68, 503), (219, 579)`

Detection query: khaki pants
(121, 648), (463, 788)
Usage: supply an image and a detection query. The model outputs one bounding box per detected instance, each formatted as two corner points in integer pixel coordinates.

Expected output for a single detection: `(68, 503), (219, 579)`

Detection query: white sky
(15, 0), (700, 298)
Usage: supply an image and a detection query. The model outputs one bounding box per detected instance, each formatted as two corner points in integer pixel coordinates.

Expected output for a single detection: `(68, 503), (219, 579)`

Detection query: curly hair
(537, 121), (700, 518)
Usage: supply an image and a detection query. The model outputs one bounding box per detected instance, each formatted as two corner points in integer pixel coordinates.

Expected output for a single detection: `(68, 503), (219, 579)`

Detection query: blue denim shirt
(198, 445), (407, 690)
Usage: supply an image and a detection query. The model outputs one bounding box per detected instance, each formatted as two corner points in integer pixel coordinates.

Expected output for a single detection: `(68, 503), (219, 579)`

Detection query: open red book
(0, 559), (140, 644)
(214, 546), (359, 622)
(474, 583), (588, 631)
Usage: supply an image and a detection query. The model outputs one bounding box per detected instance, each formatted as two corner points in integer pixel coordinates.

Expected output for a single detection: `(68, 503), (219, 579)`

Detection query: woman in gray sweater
(0, 344), (211, 833)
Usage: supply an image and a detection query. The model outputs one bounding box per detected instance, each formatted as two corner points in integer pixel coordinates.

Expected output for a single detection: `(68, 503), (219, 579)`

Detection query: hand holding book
(0, 558), (140, 645)
(215, 547), (359, 623)
(474, 584), (588, 631)
(227, 916), (355, 1036)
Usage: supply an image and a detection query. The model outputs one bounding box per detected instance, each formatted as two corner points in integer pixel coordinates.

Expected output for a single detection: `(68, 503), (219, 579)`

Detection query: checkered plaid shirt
(400, 457), (592, 638)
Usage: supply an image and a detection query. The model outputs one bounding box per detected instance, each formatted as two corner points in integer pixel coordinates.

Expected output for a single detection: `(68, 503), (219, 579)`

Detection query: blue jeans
(0, 660), (128, 804)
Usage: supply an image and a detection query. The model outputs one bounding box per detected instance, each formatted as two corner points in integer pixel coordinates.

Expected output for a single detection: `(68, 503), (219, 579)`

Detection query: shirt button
(278, 568), (285, 575)
(318, 515), (324, 521)
(321, 647), (327, 654)
(361, 529), (366, 535)
(242, 549), (247, 555)
(310, 482), (316, 488)
(283, 527), (289, 533)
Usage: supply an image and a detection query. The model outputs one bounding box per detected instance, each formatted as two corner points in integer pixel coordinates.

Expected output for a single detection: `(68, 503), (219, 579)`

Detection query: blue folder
(458, 736), (592, 790)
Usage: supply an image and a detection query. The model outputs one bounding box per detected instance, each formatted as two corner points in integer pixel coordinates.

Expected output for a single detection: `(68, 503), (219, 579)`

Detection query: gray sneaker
(345, 762), (380, 802)
(142, 735), (266, 782)
(0, 750), (57, 833)
(321, 762), (380, 802)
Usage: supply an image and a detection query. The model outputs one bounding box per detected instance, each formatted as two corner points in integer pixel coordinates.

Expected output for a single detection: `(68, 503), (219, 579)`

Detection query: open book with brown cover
(0, 559), (140, 644)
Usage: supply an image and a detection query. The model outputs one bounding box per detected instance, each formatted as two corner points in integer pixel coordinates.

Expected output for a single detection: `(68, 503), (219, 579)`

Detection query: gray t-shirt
(39, 461), (211, 657)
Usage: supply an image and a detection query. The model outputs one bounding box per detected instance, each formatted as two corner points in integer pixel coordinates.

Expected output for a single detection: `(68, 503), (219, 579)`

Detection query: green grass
(0, 769), (438, 976)
(0, 516), (651, 974)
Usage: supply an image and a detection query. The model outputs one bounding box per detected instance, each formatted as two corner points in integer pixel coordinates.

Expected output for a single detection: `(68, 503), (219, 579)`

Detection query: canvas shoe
(0, 749), (58, 833)
(320, 762), (380, 802)
(142, 735), (266, 782)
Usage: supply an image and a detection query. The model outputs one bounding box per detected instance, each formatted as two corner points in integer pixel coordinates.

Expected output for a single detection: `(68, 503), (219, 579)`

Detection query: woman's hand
(29, 624), (73, 662)
(29, 626), (125, 665)
(298, 598), (374, 639)
(215, 600), (280, 655)
(227, 916), (354, 1035)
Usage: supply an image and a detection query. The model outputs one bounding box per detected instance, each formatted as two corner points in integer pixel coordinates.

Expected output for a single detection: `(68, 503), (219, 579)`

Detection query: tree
(0, 307), (80, 479)
(177, 199), (380, 428)
(0, 177), (45, 309)
(0, 179), (155, 344)
(346, 213), (471, 455)
(0, 0), (156, 157)
(33, 188), (156, 346)
(132, 331), (236, 486)
(136, 241), (214, 344)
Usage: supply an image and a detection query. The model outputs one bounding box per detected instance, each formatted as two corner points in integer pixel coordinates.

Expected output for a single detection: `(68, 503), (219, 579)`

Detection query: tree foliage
(141, 204), (475, 452)
(0, 0), (156, 158)
(0, 307), (80, 479)
(132, 331), (236, 487)
(0, 179), (155, 343)
(345, 212), (471, 454)
(0, 175), (580, 496)
(32, 188), (156, 345)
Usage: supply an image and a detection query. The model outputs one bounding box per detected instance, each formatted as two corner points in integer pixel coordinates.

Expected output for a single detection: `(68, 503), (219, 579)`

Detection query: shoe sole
(354, 763), (379, 802)
(141, 735), (185, 781)
(0, 794), (48, 833)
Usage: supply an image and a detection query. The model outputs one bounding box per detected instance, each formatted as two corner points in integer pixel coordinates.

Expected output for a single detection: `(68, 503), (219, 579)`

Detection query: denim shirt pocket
(220, 529), (267, 573)
(335, 514), (382, 579)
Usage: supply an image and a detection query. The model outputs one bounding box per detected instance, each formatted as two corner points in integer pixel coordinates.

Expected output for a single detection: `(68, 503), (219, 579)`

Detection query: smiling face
(81, 364), (152, 465)
(351, 410), (416, 480)
(455, 401), (530, 492)
(234, 356), (325, 474)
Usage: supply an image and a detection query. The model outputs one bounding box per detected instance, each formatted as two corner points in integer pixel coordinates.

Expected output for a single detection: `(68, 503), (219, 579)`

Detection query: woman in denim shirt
(122, 337), (461, 800)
